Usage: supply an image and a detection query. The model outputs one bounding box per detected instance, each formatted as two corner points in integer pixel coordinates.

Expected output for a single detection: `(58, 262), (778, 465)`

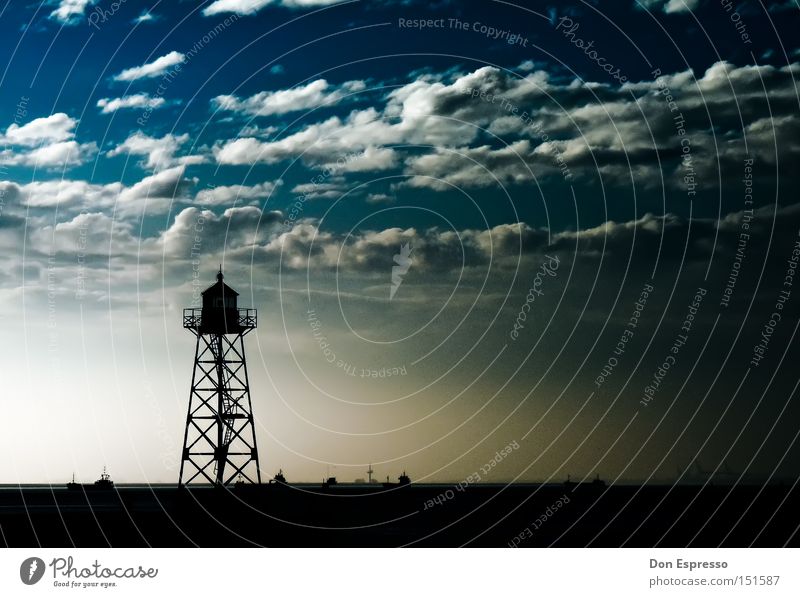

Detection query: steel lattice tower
(179, 270), (261, 486)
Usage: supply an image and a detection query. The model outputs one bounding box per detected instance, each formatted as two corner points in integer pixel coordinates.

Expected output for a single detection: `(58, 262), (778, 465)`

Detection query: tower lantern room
(200, 269), (241, 334)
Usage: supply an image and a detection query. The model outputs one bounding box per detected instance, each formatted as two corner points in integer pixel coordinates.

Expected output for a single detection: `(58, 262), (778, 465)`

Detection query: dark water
(0, 483), (797, 547)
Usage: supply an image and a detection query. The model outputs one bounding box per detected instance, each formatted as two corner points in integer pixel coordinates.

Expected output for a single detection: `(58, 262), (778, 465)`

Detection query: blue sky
(1, 0), (799, 484)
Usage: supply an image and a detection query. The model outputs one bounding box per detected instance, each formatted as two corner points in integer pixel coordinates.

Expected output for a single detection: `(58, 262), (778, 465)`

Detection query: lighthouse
(179, 269), (261, 486)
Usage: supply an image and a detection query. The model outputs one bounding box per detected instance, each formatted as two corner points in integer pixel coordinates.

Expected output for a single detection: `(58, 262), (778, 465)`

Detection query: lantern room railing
(183, 308), (257, 332)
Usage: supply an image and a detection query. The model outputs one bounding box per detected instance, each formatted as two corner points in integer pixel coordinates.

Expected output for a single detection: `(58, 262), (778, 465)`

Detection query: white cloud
(215, 60), (799, 191)
(366, 193), (394, 204)
(0, 141), (97, 168)
(321, 146), (398, 173)
(0, 112), (96, 168)
(107, 132), (202, 170)
(256, 220), (541, 273)
(403, 141), (541, 190)
(212, 79), (366, 116)
(0, 111), (99, 169)
(2, 179), (121, 208)
(133, 11), (157, 24)
(213, 137), (267, 165)
(118, 166), (196, 207)
(50, 0), (95, 24)
(195, 181), (282, 205)
(203, 0), (273, 15)
(2, 113), (77, 146)
(290, 180), (346, 199)
(113, 51), (185, 82)
(637, 0), (700, 13)
(97, 94), (166, 114)
(0, 167), (195, 214)
(212, 70), (496, 166)
(663, 0), (700, 12)
(158, 205), (283, 260)
(203, 0), (347, 17)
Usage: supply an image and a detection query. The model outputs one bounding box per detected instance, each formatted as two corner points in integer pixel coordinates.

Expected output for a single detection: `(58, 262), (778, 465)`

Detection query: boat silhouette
(382, 471), (411, 488)
(66, 467), (114, 490)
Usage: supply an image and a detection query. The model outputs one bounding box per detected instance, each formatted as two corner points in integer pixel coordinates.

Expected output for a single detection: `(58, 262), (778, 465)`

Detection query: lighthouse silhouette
(179, 268), (261, 486)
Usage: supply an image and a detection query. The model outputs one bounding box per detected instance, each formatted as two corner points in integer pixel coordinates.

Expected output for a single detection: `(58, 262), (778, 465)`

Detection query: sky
(1, 0), (799, 484)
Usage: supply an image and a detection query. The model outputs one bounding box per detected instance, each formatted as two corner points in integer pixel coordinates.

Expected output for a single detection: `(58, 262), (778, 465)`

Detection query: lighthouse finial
(217, 264), (223, 282)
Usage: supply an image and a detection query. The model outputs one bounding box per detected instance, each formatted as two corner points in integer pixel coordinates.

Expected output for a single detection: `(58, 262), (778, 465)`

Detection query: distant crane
(367, 463), (374, 484)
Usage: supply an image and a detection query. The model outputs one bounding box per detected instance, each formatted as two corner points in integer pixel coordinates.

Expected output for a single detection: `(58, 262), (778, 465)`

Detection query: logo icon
(390, 243), (413, 300)
(20, 557), (45, 585)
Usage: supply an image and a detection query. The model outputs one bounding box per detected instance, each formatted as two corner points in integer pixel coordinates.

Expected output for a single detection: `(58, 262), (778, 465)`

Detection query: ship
(66, 467), (114, 490)
(382, 471), (411, 488)
(269, 469), (288, 485)
(562, 473), (605, 488)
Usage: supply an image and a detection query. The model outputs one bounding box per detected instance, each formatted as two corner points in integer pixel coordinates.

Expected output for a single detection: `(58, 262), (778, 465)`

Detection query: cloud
(117, 166), (196, 207)
(0, 113), (97, 167)
(213, 79), (366, 117)
(107, 132), (203, 170)
(2, 113), (77, 146)
(365, 193), (394, 204)
(195, 181), (282, 206)
(0, 140), (98, 168)
(768, 0), (799, 12)
(637, 0), (700, 13)
(49, 0), (95, 24)
(211, 69), (511, 166)
(320, 146), (398, 173)
(253, 221), (540, 274)
(97, 94), (166, 114)
(0, 179), (121, 208)
(290, 180), (347, 200)
(113, 51), (185, 82)
(212, 60), (800, 191)
(0, 167), (195, 218)
(203, 0), (347, 16)
(158, 205), (283, 260)
(403, 141), (543, 190)
(133, 11), (158, 24)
